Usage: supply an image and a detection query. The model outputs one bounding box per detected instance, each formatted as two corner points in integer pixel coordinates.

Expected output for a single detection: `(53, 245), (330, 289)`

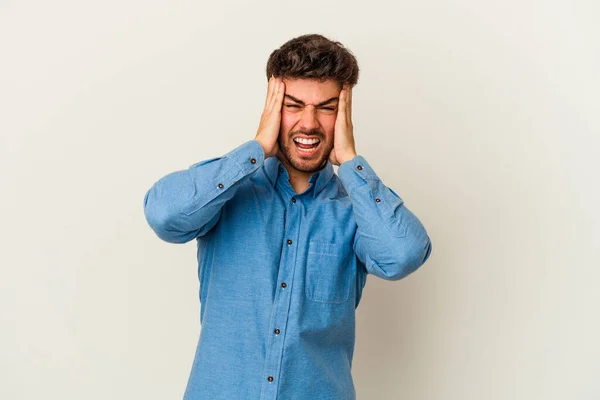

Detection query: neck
(276, 154), (316, 194)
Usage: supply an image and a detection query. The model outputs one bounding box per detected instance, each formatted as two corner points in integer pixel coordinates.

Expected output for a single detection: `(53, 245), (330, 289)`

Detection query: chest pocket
(305, 240), (354, 304)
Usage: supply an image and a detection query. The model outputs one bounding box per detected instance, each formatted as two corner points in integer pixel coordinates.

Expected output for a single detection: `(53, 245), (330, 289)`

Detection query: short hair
(265, 33), (359, 87)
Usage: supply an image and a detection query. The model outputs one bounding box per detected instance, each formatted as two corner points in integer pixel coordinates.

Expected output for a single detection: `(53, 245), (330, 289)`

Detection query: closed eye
(284, 104), (336, 112)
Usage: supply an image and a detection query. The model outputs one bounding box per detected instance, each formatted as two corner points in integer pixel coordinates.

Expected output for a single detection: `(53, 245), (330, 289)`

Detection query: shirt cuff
(337, 154), (379, 193)
(186, 139), (265, 195)
(223, 139), (266, 175)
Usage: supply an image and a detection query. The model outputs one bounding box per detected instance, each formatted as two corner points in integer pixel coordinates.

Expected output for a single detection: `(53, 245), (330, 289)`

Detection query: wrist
(254, 137), (272, 158)
(338, 151), (357, 165)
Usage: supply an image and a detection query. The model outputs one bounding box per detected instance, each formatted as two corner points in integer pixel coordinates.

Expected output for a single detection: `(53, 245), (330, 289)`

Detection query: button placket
(260, 199), (299, 399)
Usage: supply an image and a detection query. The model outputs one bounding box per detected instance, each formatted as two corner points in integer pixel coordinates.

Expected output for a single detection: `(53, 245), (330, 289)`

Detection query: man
(143, 33), (432, 400)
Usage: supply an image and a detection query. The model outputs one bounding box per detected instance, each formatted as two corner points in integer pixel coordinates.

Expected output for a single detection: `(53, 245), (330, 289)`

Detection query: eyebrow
(284, 94), (339, 107)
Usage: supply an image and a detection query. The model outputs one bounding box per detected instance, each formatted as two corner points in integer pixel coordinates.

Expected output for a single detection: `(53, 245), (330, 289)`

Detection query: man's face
(277, 78), (341, 173)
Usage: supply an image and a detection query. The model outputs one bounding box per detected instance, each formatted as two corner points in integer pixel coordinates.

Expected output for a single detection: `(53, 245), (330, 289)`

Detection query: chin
(282, 143), (330, 173)
(289, 156), (327, 173)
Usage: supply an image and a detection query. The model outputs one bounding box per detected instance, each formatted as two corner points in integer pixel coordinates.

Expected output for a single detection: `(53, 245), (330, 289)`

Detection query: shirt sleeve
(337, 155), (433, 280)
(143, 139), (265, 244)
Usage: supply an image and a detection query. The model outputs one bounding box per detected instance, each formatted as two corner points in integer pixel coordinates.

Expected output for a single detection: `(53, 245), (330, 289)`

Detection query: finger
(347, 85), (352, 121)
(265, 76), (276, 109)
(273, 79), (285, 112)
(337, 86), (347, 120)
(267, 79), (281, 112)
(264, 76), (272, 109)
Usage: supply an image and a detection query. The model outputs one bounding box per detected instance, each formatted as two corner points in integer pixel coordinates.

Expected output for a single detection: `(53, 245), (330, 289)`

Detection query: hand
(329, 84), (357, 166)
(255, 76), (285, 158)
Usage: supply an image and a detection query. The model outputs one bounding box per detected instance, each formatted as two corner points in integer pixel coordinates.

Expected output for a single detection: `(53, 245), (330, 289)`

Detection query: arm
(143, 76), (286, 244)
(143, 140), (265, 243)
(330, 84), (431, 280)
(338, 156), (432, 280)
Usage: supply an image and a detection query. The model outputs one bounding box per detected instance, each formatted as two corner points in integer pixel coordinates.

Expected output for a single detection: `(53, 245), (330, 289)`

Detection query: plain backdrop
(1, 1), (599, 399)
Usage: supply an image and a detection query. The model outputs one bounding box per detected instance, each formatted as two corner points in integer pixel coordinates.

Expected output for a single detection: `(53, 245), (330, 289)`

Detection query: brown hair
(265, 33), (359, 87)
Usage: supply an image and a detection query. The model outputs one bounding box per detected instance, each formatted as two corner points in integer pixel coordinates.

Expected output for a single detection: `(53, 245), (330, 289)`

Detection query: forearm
(338, 155), (432, 280)
(143, 139), (265, 243)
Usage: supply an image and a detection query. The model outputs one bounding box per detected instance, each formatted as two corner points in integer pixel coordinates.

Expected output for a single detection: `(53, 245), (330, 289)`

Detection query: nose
(298, 105), (319, 131)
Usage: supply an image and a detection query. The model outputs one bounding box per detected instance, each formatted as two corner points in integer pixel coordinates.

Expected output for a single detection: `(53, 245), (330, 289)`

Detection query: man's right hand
(255, 76), (285, 159)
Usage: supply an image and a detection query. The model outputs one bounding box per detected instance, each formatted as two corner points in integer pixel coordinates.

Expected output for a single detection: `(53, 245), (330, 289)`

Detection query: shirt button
(281, 282), (287, 288)
(357, 165), (363, 170)
(291, 198), (296, 203)
(267, 376), (274, 382)
(250, 157), (256, 164)
(274, 328), (280, 335)
(287, 239), (292, 245)
(279, 167), (283, 173)
(375, 198), (381, 202)
(217, 183), (224, 189)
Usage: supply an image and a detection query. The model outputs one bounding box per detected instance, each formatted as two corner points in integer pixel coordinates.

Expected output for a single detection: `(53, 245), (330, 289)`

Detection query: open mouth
(293, 137), (321, 156)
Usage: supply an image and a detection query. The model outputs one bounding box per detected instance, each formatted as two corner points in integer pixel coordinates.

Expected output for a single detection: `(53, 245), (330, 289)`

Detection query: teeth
(297, 147), (316, 153)
(294, 137), (320, 145)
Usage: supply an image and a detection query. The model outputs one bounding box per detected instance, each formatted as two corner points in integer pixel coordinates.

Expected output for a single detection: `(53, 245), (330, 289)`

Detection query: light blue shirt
(143, 139), (432, 399)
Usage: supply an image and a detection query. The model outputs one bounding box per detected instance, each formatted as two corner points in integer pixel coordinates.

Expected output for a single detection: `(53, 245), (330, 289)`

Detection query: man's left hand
(329, 84), (357, 166)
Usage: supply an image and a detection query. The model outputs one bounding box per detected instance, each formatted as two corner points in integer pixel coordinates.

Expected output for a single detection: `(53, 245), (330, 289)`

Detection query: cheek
(318, 115), (337, 136)
(280, 112), (297, 134)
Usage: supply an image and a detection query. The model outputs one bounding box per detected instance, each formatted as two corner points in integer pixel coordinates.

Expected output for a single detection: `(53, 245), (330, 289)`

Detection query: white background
(1, 1), (599, 399)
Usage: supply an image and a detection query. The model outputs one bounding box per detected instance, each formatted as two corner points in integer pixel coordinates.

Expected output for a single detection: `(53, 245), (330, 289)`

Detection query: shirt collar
(264, 156), (334, 198)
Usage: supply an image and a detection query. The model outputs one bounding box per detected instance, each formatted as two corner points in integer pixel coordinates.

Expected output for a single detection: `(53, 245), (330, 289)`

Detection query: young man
(143, 33), (432, 400)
